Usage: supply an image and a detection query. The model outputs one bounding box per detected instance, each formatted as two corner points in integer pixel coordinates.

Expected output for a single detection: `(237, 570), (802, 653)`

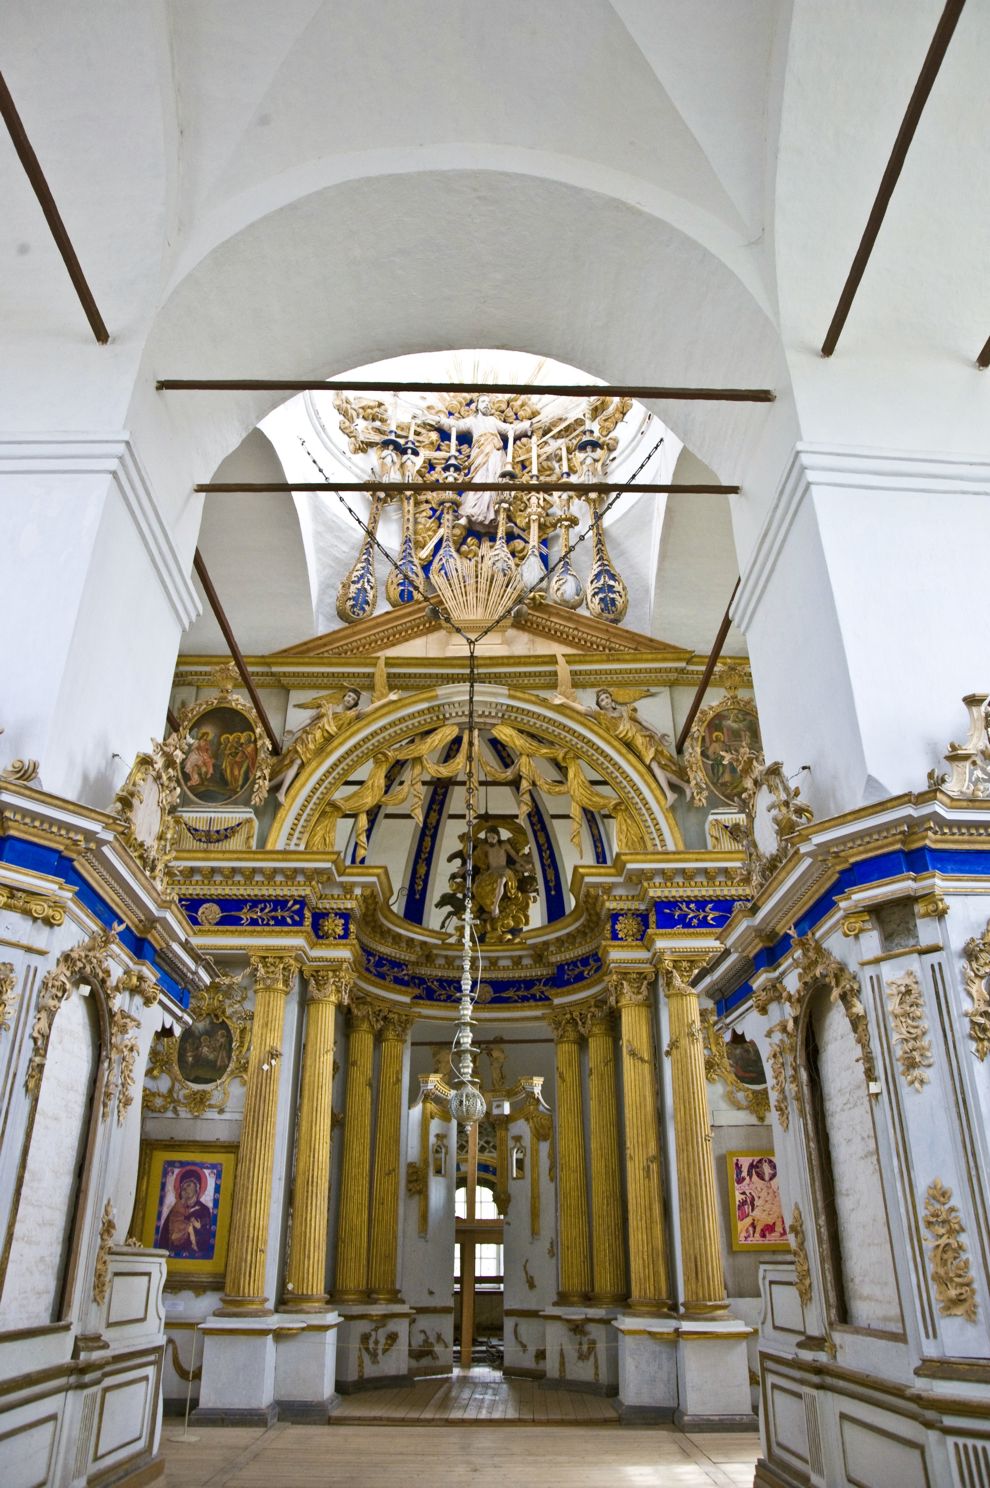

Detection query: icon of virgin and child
(155, 1164), (218, 1259)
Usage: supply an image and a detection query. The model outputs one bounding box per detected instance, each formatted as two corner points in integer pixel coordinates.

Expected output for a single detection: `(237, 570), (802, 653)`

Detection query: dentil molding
(733, 443), (990, 635)
(0, 432), (200, 629)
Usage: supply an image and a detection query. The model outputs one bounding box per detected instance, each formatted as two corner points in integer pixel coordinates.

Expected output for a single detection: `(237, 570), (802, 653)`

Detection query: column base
(334, 1304), (414, 1392)
(274, 1310), (341, 1418)
(613, 1313), (678, 1421)
(541, 1307), (618, 1395)
(196, 1314), (277, 1420)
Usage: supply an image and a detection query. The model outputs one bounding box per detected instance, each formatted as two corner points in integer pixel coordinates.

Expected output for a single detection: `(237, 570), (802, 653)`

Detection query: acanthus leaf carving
(961, 920), (990, 1062)
(922, 1179), (978, 1322)
(884, 970), (933, 1092)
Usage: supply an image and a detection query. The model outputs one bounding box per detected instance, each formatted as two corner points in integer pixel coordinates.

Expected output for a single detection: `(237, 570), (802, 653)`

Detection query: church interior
(2, 4), (990, 1486)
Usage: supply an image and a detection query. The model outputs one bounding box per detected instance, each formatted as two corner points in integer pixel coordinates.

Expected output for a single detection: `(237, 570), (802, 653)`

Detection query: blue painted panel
(655, 899), (742, 932)
(0, 834), (191, 1006)
(179, 897), (307, 930)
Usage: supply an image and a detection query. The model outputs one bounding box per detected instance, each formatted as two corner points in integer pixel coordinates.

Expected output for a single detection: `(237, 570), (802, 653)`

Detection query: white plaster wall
(811, 998), (901, 1332)
(0, 991), (97, 1329)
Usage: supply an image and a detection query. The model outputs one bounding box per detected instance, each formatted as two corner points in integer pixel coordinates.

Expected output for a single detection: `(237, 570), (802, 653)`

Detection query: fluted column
(219, 955), (296, 1315)
(368, 1008), (412, 1301)
(609, 969), (672, 1314)
(549, 1010), (591, 1304)
(664, 960), (729, 1316)
(581, 1000), (627, 1305)
(332, 995), (377, 1302)
(283, 965), (352, 1310)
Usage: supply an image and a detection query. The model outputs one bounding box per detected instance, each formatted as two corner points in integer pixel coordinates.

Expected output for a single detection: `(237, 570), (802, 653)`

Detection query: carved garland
(922, 1179), (978, 1322)
(0, 962), (17, 1034)
(790, 1203), (812, 1307)
(884, 970), (934, 1092)
(766, 1017), (797, 1131)
(961, 920), (990, 1062)
(93, 1199), (116, 1305)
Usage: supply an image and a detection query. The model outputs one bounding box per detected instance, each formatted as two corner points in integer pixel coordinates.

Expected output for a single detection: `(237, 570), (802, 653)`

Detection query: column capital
(547, 1008), (583, 1044)
(248, 953), (298, 995)
(606, 967), (654, 1009)
(661, 958), (704, 999)
(304, 965), (353, 1005)
(574, 998), (614, 1039)
(347, 992), (378, 1031)
(378, 1007), (414, 1042)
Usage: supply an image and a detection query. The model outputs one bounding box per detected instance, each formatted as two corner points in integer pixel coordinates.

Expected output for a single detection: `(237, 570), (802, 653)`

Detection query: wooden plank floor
(161, 1421), (761, 1487)
(329, 1366), (619, 1425)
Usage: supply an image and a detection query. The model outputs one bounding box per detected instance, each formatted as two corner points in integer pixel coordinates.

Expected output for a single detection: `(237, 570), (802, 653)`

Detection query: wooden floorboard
(162, 1419), (761, 1487)
(329, 1367), (621, 1426)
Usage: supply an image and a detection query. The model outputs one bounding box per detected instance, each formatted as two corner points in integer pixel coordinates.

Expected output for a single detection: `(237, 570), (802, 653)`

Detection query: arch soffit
(267, 684), (683, 855)
(134, 167), (786, 492)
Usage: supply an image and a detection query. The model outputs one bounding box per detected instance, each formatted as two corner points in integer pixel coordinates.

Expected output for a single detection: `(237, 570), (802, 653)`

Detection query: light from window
(454, 1184), (500, 1219)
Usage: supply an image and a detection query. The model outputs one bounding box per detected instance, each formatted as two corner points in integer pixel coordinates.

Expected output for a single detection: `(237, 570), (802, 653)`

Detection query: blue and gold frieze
(180, 896), (308, 930)
(357, 940), (602, 1004)
(404, 736), (462, 924)
(654, 898), (743, 932)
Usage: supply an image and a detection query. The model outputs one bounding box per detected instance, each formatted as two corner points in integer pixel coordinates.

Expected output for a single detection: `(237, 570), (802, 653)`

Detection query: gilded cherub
(552, 658), (686, 808)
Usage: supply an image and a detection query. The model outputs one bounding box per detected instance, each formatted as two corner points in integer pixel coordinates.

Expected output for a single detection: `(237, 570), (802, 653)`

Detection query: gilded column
(664, 960), (728, 1315)
(283, 965), (352, 1310)
(581, 999), (627, 1305)
(219, 955), (297, 1314)
(332, 995), (377, 1301)
(609, 969), (672, 1314)
(368, 1008), (413, 1301)
(549, 1009), (592, 1304)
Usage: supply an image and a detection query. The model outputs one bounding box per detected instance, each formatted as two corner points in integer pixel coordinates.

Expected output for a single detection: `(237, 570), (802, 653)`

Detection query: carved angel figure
(271, 687), (363, 804)
(552, 661), (685, 807)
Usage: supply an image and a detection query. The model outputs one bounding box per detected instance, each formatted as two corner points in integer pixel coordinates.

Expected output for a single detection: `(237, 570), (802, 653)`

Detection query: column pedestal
(540, 1306), (618, 1395)
(612, 1315), (678, 1423)
(673, 1320), (756, 1430)
(194, 1316), (278, 1426)
(273, 1311), (342, 1421)
(333, 1304), (414, 1393)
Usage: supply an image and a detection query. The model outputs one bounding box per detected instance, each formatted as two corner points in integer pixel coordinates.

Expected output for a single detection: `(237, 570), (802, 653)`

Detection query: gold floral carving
(0, 883), (66, 926)
(790, 1204), (812, 1307)
(700, 1008), (770, 1121)
(0, 962), (17, 1034)
(26, 925), (118, 1097)
(103, 1005), (141, 1123)
(884, 970), (933, 1092)
(766, 1017), (797, 1131)
(752, 978), (788, 1017)
(143, 974), (251, 1117)
(791, 930), (877, 1084)
(112, 735), (184, 882)
(922, 1179), (978, 1322)
(93, 1199), (116, 1305)
(961, 920), (990, 1062)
